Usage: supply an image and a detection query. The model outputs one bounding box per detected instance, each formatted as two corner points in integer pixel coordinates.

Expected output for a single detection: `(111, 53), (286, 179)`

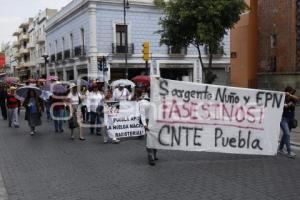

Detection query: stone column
(88, 2), (98, 80)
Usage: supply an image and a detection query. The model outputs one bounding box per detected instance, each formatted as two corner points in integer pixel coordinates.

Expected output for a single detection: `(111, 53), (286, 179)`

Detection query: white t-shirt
(139, 99), (151, 126)
(80, 91), (89, 106)
(87, 91), (104, 113)
(68, 92), (79, 105)
(112, 88), (130, 101)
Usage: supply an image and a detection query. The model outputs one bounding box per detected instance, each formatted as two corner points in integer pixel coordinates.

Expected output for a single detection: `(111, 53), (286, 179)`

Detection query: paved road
(0, 114), (300, 200)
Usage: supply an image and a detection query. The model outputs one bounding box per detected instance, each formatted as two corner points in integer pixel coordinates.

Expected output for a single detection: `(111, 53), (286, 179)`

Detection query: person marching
(139, 92), (157, 166)
(23, 89), (44, 135)
(278, 86), (299, 158)
(50, 92), (65, 133)
(79, 85), (89, 123)
(0, 84), (7, 120)
(112, 84), (131, 101)
(6, 86), (20, 128)
(87, 83), (104, 136)
(67, 83), (85, 141)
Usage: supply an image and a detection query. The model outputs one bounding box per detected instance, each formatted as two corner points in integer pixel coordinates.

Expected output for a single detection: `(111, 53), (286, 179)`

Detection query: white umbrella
(111, 79), (136, 88)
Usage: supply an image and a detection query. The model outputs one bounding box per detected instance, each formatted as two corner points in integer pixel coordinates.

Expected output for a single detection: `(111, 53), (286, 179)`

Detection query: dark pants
(0, 103), (7, 120)
(81, 105), (88, 122)
(90, 111), (101, 134)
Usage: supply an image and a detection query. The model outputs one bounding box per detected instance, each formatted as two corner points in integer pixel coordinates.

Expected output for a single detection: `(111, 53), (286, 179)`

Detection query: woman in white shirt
(67, 84), (85, 141)
(79, 86), (89, 123)
(87, 84), (104, 135)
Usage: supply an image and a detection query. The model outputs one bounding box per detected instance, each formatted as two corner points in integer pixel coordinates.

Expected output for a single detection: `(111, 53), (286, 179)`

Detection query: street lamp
(124, 0), (130, 79)
(42, 54), (49, 78)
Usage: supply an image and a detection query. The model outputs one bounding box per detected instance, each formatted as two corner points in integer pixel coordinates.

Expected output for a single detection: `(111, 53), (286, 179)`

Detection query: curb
(291, 142), (300, 147)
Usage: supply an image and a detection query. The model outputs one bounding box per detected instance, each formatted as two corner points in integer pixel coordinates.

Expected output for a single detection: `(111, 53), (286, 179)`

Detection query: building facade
(28, 9), (58, 78)
(256, 0), (300, 90)
(3, 44), (17, 76)
(46, 0), (230, 84)
(12, 18), (33, 81)
(230, 0), (258, 88)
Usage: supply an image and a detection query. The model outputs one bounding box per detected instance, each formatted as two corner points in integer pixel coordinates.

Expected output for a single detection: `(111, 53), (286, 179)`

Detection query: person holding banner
(139, 93), (158, 166)
(278, 86), (298, 158)
(112, 84), (131, 101)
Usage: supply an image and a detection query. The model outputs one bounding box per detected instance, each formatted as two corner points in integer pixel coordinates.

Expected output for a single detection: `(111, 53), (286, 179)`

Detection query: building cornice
(46, 0), (155, 32)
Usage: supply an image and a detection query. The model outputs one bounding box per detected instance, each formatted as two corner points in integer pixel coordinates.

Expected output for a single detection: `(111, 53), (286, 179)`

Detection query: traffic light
(97, 57), (108, 72)
(142, 41), (150, 61)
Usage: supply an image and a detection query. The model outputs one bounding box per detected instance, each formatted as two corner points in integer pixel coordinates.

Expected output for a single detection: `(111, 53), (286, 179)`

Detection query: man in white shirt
(112, 84), (130, 102)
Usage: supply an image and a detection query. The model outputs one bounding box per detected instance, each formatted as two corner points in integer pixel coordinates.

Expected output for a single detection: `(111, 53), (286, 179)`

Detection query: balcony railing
(64, 49), (71, 59)
(74, 46), (86, 57)
(112, 43), (134, 54)
(57, 52), (63, 61)
(204, 45), (224, 56)
(50, 54), (56, 62)
(168, 46), (187, 55)
(37, 35), (45, 44)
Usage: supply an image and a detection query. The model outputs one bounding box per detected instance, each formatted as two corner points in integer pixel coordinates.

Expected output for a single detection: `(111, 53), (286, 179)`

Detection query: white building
(44, 0), (230, 84)
(12, 18), (33, 81)
(28, 9), (57, 78)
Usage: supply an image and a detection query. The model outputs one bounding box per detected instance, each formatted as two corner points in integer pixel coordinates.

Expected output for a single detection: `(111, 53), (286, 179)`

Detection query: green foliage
(155, 0), (248, 83)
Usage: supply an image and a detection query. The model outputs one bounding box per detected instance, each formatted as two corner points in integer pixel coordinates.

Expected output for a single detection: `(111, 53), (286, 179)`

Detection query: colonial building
(12, 18), (33, 81)
(11, 9), (57, 81)
(256, 0), (300, 90)
(45, 0), (230, 84)
(28, 9), (58, 78)
(231, 0), (300, 90)
(3, 44), (17, 76)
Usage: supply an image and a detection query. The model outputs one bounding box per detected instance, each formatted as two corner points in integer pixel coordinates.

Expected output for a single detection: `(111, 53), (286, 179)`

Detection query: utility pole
(124, 0), (129, 79)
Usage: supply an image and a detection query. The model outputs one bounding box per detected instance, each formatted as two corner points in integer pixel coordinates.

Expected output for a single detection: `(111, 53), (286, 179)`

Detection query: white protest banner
(105, 101), (145, 138)
(147, 78), (285, 155)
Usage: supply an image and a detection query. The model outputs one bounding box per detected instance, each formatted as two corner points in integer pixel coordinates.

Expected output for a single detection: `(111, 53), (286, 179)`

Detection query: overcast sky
(0, 0), (71, 44)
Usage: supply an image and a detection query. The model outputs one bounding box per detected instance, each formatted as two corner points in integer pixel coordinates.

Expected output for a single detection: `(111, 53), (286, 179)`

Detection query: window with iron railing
(50, 54), (56, 62)
(57, 52), (62, 61)
(168, 46), (187, 55)
(204, 45), (224, 56)
(74, 46), (86, 57)
(64, 49), (71, 59)
(112, 43), (134, 54)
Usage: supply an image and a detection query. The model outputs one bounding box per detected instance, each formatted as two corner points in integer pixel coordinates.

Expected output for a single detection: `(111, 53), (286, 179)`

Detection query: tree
(154, 0), (248, 84)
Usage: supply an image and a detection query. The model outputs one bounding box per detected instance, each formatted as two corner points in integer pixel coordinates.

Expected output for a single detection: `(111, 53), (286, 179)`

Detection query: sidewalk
(291, 128), (300, 147)
(291, 105), (300, 147)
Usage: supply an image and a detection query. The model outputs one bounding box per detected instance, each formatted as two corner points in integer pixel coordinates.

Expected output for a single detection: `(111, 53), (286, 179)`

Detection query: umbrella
(132, 75), (150, 86)
(38, 78), (46, 82)
(26, 78), (36, 83)
(47, 76), (58, 81)
(111, 79), (136, 88)
(52, 83), (68, 94)
(69, 79), (88, 87)
(5, 77), (19, 84)
(15, 86), (42, 100)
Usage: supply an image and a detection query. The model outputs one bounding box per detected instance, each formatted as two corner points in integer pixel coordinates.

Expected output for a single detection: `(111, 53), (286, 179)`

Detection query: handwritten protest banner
(147, 78), (285, 155)
(105, 101), (145, 138)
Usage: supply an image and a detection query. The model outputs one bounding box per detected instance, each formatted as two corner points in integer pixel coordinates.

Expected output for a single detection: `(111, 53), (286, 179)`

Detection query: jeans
(53, 109), (63, 132)
(90, 111), (101, 134)
(279, 117), (292, 153)
(45, 100), (51, 120)
(7, 108), (19, 127)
